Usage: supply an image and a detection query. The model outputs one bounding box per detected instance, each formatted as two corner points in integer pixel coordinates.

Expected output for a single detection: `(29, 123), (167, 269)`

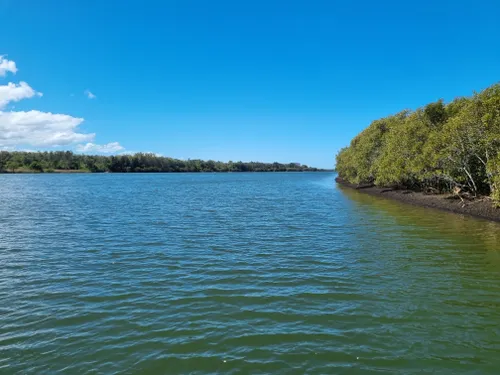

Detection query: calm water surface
(1, 172), (500, 374)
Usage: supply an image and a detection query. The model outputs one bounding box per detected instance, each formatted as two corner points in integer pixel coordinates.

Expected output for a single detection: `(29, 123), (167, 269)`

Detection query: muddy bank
(335, 177), (500, 223)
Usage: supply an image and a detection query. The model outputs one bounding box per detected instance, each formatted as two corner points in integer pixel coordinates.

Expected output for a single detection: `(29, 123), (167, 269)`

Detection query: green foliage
(29, 161), (44, 172)
(336, 82), (500, 204)
(487, 155), (500, 207)
(0, 151), (321, 174)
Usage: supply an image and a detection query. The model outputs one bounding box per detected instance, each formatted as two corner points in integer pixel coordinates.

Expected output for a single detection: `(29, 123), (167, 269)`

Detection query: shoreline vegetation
(0, 151), (324, 173)
(335, 82), (500, 214)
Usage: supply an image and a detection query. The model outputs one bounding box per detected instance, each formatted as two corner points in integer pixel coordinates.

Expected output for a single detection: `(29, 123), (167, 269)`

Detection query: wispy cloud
(76, 142), (124, 154)
(84, 89), (96, 99)
(0, 56), (17, 76)
(0, 82), (42, 109)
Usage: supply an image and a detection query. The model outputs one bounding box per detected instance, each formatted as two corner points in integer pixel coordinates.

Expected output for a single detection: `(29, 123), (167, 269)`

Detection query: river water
(1, 172), (500, 374)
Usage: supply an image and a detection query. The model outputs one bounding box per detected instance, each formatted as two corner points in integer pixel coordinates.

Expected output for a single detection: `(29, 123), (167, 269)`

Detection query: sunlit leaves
(336, 83), (500, 203)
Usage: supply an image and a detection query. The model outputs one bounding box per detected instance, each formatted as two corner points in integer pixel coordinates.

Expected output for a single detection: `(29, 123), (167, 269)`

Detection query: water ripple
(1, 173), (500, 374)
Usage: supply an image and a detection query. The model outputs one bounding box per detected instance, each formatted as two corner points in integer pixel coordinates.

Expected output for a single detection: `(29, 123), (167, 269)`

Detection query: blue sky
(1, 0), (500, 168)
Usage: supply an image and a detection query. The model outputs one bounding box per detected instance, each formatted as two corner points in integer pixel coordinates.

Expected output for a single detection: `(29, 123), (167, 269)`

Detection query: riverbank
(1, 169), (332, 174)
(1, 169), (91, 173)
(336, 177), (500, 222)
(0, 151), (323, 173)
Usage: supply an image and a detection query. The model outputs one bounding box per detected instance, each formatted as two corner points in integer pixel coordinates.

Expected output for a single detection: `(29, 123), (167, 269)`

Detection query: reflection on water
(339, 185), (500, 257)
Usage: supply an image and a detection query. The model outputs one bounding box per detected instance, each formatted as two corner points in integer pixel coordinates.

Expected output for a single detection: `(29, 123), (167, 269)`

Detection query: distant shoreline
(0, 151), (327, 173)
(2, 169), (333, 174)
(335, 177), (500, 223)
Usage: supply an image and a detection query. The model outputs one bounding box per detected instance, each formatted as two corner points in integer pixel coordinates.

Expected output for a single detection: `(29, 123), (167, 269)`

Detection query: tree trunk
(463, 167), (478, 196)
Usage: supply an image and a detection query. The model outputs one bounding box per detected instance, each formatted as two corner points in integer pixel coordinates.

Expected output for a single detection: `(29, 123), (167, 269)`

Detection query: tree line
(335, 82), (500, 205)
(0, 151), (321, 173)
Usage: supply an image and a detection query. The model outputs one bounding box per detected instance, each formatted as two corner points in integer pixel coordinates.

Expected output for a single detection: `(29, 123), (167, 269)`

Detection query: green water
(1, 172), (499, 374)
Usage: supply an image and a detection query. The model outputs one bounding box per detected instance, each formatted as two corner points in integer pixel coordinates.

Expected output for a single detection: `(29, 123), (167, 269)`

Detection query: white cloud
(84, 89), (96, 99)
(0, 82), (42, 109)
(0, 56), (17, 76)
(76, 142), (124, 154)
(0, 56), (120, 152)
(0, 110), (94, 147)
